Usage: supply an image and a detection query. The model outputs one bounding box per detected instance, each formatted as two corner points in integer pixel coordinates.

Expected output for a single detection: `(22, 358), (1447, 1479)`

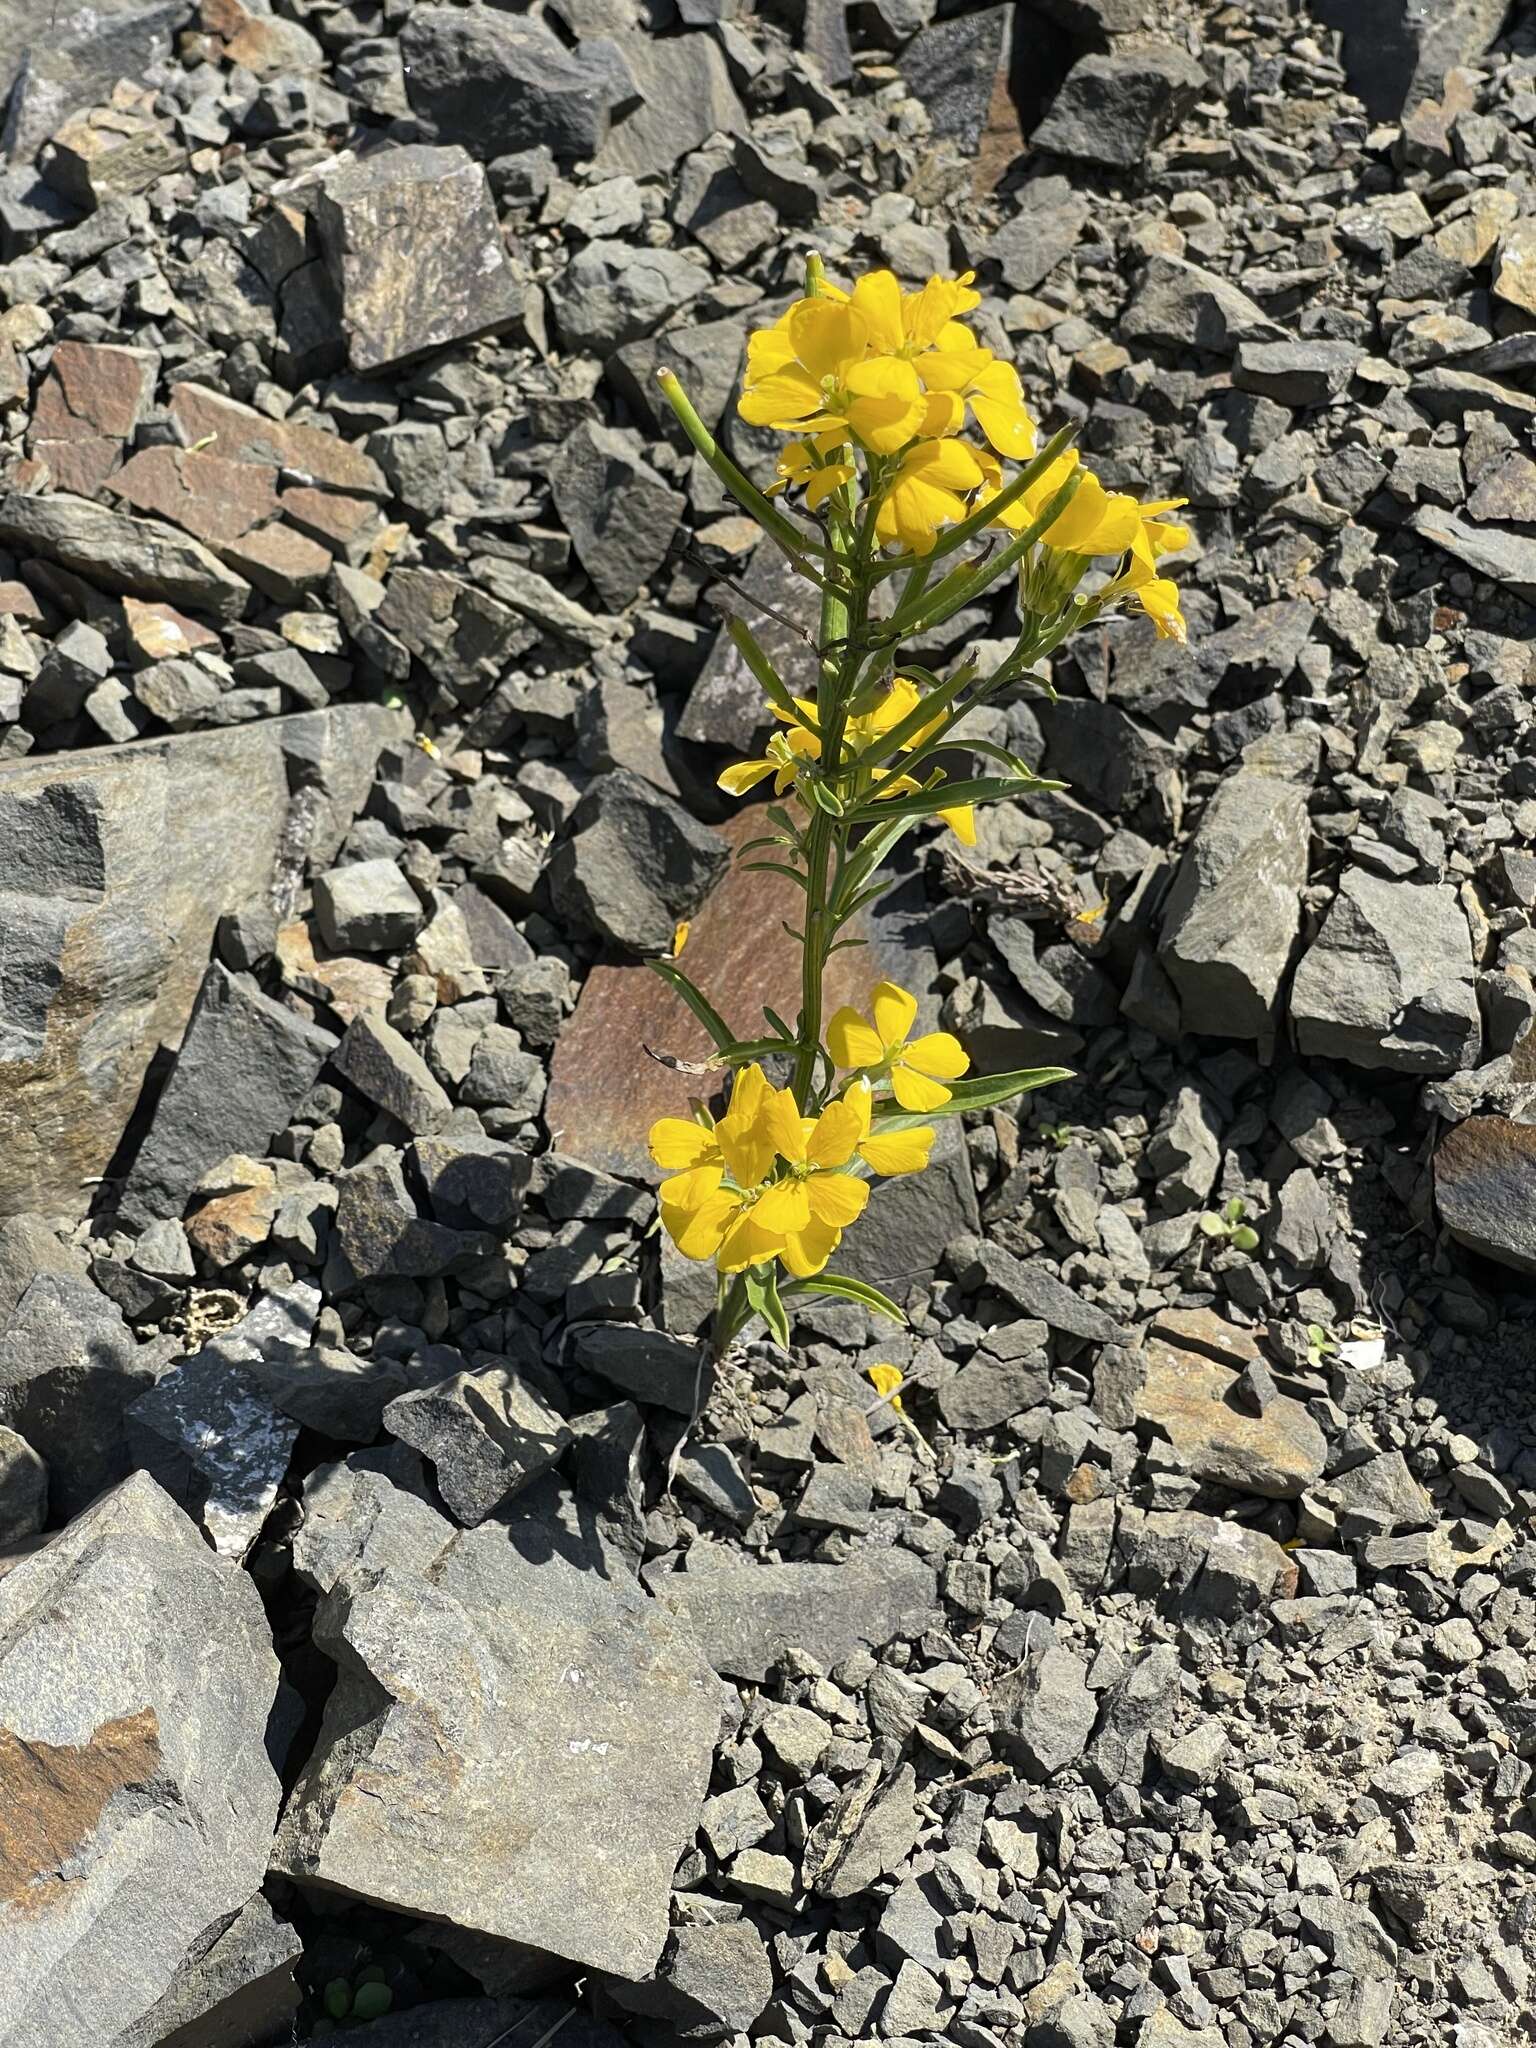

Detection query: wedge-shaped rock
(272, 1518), (727, 1980)
(0, 1473), (281, 2048)
(0, 706), (399, 1220)
(649, 1549), (939, 1682)
(0, 490), (250, 618)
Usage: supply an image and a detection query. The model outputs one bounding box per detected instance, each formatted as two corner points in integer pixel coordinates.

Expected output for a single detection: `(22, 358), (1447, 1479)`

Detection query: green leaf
(740, 860), (810, 889)
(744, 1263), (790, 1347)
(782, 1271), (908, 1325)
(763, 1005), (797, 1042)
(728, 617), (816, 730)
(851, 776), (1036, 826)
(805, 778), (846, 817)
(648, 958), (737, 1053)
(352, 1983), (394, 2020)
(1198, 1212), (1226, 1238)
(324, 1981), (352, 2021)
(1223, 1196), (1245, 1222)
(872, 1064), (1073, 1129)
(1231, 1225), (1260, 1252)
(657, 372), (828, 571)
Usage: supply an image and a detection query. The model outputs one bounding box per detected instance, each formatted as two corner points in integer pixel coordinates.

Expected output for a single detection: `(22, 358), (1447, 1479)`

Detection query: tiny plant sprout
(1199, 1196), (1261, 1253)
(643, 260), (1190, 1360)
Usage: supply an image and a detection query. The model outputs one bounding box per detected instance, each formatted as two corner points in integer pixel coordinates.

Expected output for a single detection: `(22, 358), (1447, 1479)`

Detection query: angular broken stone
(993, 1640), (1098, 1780)
(125, 1340), (301, 1558)
(272, 1520), (727, 1981)
(167, 382), (387, 498)
(1435, 1115), (1536, 1275)
(1032, 45), (1204, 170)
(402, 6), (627, 161)
(1120, 254), (1284, 355)
(313, 856), (424, 952)
(1289, 868), (1481, 1074)
(108, 445), (280, 546)
(1159, 768), (1309, 1048)
(601, 1920), (774, 2038)
(550, 420), (685, 610)
(1408, 504), (1536, 602)
(1308, 0), (1508, 121)
(331, 1010), (453, 1135)
(0, 1272), (157, 1520)
(0, 1473), (281, 2045)
(0, 490), (250, 619)
(649, 1549), (939, 1681)
(0, 711), (390, 1222)
(1136, 1330), (1327, 1499)
(119, 961), (336, 1224)
(29, 338), (157, 497)
(44, 99), (186, 211)
(383, 1368), (573, 1525)
(313, 144), (522, 375)
(546, 767), (728, 955)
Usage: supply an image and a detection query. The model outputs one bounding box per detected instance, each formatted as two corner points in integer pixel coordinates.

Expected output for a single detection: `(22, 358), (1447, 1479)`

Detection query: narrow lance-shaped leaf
(849, 775), (1037, 826)
(648, 957), (737, 1052)
(872, 1065), (1074, 1129)
(657, 371), (828, 572)
(728, 617), (820, 732)
(780, 1272), (908, 1325)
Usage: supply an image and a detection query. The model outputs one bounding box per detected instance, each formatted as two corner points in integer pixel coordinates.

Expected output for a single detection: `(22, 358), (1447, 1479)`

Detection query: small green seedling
(321, 1970), (393, 2027)
(1040, 1121), (1075, 1151)
(1305, 1323), (1337, 1368)
(1198, 1196), (1260, 1253)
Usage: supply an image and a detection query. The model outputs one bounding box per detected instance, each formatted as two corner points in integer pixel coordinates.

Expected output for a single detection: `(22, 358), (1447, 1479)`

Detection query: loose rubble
(0, 0), (1532, 2043)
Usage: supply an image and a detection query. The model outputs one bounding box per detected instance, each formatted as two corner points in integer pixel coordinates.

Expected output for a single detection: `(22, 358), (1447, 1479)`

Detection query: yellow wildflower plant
(642, 256), (1190, 1357)
(827, 981), (970, 1112)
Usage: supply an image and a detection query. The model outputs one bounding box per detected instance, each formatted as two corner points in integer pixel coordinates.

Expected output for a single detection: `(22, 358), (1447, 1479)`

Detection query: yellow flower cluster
(649, 982), (967, 1279)
(739, 266), (1189, 641)
(718, 677), (978, 843)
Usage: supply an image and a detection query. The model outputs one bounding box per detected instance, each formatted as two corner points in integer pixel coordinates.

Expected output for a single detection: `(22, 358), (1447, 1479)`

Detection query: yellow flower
(845, 269), (983, 355)
(914, 332), (1036, 460)
(1018, 451), (1141, 556)
(865, 1362), (905, 1410)
(874, 438), (986, 554)
(842, 1075), (935, 1175)
(738, 298), (926, 455)
(768, 438), (855, 510)
(827, 982), (969, 1111)
(649, 1062), (775, 1190)
(717, 718), (819, 797)
(753, 1088), (872, 1276)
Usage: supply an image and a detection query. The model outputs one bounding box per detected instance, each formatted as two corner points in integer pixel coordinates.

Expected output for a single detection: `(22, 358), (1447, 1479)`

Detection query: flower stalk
(646, 261), (1191, 1362)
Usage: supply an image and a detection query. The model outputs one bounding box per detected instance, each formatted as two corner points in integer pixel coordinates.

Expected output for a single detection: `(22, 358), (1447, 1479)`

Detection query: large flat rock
(1434, 1114), (1536, 1275)
(272, 1511), (728, 1981)
(0, 1473), (282, 2048)
(0, 705), (400, 1219)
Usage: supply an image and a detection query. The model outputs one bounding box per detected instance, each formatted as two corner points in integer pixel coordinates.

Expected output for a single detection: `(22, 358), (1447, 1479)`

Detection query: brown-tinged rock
(122, 594), (222, 666)
(1435, 1115), (1536, 1274)
(278, 483), (382, 561)
(109, 444), (279, 545)
(43, 99), (187, 211)
(185, 1154), (281, 1266)
(167, 382), (387, 497)
(29, 339), (157, 497)
(0, 490), (250, 620)
(1136, 1333), (1327, 1499)
(275, 919), (394, 1023)
(199, 0), (322, 72)
(221, 521), (334, 602)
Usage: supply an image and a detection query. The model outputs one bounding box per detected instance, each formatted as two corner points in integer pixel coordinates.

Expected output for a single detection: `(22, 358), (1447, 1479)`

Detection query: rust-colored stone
(122, 595), (222, 667)
(1137, 1338), (1327, 1501)
(167, 382), (386, 499)
(275, 919), (393, 1023)
(109, 445), (280, 546)
(0, 1707), (161, 1916)
(545, 807), (928, 1178)
(186, 1160), (281, 1266)
(30, 340), (158, 500)
(278, 483), (381, 561)
(221, 521), (334, 603)
(1434, 1114), (1536, 1275)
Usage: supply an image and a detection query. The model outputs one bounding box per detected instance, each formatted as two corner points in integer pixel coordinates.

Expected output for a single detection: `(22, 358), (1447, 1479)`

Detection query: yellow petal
(806, 1169), (869, 1227)
(754, 1177), (813, 1233)
(779, 1217), (840, 1277)
(649, 1118), (719, 1171)
(730, 1062), (771, 1121)
(658, 1163), (724, 1208)
(970, 390), (1036, 461)
(827, 1006), (885, 1069)
(738, 367), (823, 428)
(844, 358), (926, 455)
(937, 801), (978, 845)
(789, 297), (867, 381)
(890, 1062), (952, 1112)
(859, 1126), (935, 1176)
(806, 1097), (863, 1169)
(918, 389), (965, 438)
(870, 980), (918, 1051)
(1135, 576), (1187, 642)
(717, 1204), (784, 1272)
(718, 757), (777, 796)
(865, 1362), (904, 1408)
(763, 1085), (810, 1166)
(849, 269), (904, 354)
(665, 1187), (741, 1260)
(903, 1030), (969, 1080)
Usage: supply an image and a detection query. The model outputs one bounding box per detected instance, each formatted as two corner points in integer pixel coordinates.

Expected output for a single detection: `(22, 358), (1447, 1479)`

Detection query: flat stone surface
(0, 1273), (155, 1521)
(314, 144), (522, 375)
(272, 1519), (727, 1981)
(1409, 504), (1536, 600)
(1434, 1115), (1536, 1275)
(108, 444), (279, 545)
(1289, 868), (1481, 1074)
(0, 490), (250, 619)
(0, 1473), (281, 2048)
(166, 382), (386, 497)
(1137, 1333), (1328, 1499)
(649, 1549), (940, 1681)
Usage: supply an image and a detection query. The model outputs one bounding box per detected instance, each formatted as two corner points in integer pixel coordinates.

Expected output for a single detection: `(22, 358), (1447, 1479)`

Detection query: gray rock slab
(1136, 1333), (1327, 1499)
(116, 1893), (302, 2048)
(649, 1548), (940, 1681)
(593, 29), (747, 177)
(118, 960), (336, 1225)
(1159, 770), (1309, 1046)
(0, 1473), (281, 2048)
(1290, 868), (1481, 1074)
(0, 706), (398, 1221)
(1409, 504), (1536, 601)
(272, 1521), (727, 1981)
(547, 767), (729, 954)
(0, 1272), (156, 1521)
(1120, 254), (1285, 354)
(314, 144), (521, 375)
(291, 1447), (453, 1594)
(384, 1368), (573, 1525)
(0, 490), (250, 619)
(1435, 1114), (1536, 1275)
(1032, 45), (1204, 169)
(0, 0), (188, 160)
